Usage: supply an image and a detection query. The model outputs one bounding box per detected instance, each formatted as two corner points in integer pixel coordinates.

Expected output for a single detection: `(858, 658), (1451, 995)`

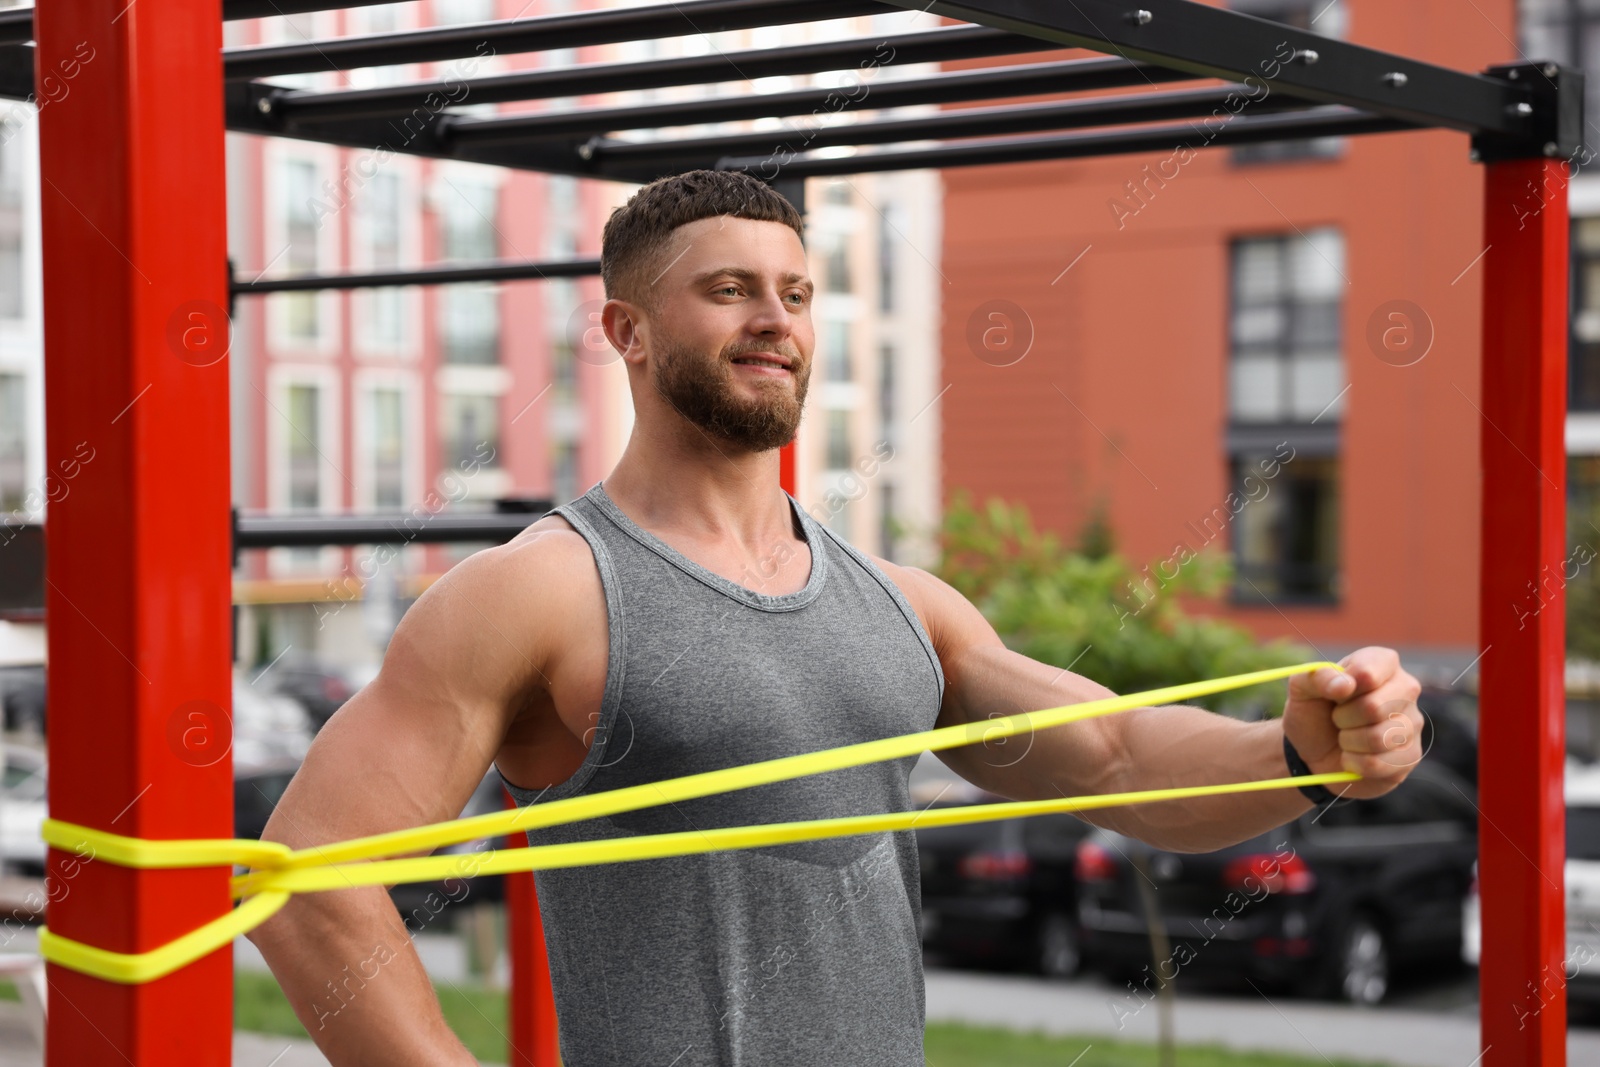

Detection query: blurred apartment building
(937, 0), (1508, 690)
(218, 1), (946, 673)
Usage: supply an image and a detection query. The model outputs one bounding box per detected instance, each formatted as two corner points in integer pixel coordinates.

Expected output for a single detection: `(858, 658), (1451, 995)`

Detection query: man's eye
(717, 286), (740, 296)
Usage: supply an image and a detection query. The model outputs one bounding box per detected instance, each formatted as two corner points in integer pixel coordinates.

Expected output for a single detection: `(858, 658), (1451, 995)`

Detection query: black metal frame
(0, 0), (1580, 291)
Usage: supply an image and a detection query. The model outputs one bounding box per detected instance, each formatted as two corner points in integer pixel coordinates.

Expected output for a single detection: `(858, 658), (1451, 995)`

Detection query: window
(547, 175), (579, 258)
(1521, 1), (1600, 144)
(438, 177), (500, 364)
(1227, 229), (1344, 603)
(821, 233), (852, 294)
(1307, 768), (1476, 832)
(825, 409), (852, 470)
(369, 386), (405, 508)
(1228, 0), (1345, 164)
(1231, 452), (1339, 602)
(357, 171), (405, 350)
(284, 158), (323, 342)
(547, 278), (580, 402)
(825, 320), (852, 383)
(0, 372), (23, 511)
(1229, 230), (1345, 423)
(1573, 456), (1600, 532)
(880, 481), (897, 561)
(0, 129), (22, 320)
(878, 343), (896, 446)
(347, 4), (410, 88)
(878, 205), (898, 313)
(285, 383), (322, 510)
(431, 0), (496, 24)
(1573, 218), (1600, 410)
(551, 440), (578, 505)
(441, 392), (500, 472)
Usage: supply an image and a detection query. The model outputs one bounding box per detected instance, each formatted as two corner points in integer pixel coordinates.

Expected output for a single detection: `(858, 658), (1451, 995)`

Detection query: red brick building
(939, 0), (1514, 681)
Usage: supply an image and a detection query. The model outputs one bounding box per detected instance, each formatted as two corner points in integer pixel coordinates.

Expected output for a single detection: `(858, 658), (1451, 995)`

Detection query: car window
(1308, 769), (1476, 831)
(915, 816), (1019, 851)
(235, 771), (296, 835)
(1570, 805), (1600, 861)
(1021, 812), (1091, 857)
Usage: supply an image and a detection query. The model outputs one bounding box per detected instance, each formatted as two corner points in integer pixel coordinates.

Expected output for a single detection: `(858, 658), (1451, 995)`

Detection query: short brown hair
(600, 169), (805, 312)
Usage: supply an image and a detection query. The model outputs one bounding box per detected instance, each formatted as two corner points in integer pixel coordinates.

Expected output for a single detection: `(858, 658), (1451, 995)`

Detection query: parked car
(259, 661), (357, 732)
(1077, 759), (1479, 1004)
(0, 664), (45, 737)
(915, 793), (1094, 977)
(235, 758), (301, 841)
(232, 670), (314, 768)
(1416, 686), (1479, 787)
(0, 742), (45, 874)
(1463, 761), (1600, 1003)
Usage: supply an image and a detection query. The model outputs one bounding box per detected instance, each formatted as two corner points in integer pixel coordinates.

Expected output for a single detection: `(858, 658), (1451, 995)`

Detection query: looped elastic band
(36, 660), (1356, 984)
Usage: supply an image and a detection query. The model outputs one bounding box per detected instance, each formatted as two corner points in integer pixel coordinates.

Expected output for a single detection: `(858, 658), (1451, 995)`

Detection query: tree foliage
(932, 491), (1312, 716)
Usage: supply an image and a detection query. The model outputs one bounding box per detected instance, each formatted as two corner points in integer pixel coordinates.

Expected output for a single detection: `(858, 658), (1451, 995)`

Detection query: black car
(1076, 760), (1479, 1004)
(234, 761), (507, 922)
(0, 663), (45, 737)
(234, 760), (300, 841)
(916, 800), (1094, 977)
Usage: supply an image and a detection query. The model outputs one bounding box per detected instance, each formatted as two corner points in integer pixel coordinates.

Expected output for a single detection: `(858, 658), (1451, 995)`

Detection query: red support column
(504, 793), (560, 1067)
(37, 2), (233, 1064)
(1478, 157), (1570, 1067)
(780, 439), (798, 496)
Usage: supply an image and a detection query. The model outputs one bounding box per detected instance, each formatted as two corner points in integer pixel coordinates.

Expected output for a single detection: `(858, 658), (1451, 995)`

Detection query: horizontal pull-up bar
(265, 23), (1063, 124)
(233, 256), (601, 295)
(587, 83), (1315, 169)
(711, 104), (1415, 176)
(232, 505), (549, 554)
(876, 0), (1562, 156)
(226, 0), (884, 81)
(444, 56), (1196, 146)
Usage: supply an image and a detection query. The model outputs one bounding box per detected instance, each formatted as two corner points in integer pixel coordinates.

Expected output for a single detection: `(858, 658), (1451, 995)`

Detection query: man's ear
(602, 298), (646, 366)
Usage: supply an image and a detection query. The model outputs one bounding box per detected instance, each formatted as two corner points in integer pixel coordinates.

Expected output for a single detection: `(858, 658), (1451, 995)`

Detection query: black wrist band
(1283, 733), (1339, 806)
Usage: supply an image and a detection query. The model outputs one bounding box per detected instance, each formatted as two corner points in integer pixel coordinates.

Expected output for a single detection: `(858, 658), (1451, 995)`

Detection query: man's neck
(601, 421), (800, 553)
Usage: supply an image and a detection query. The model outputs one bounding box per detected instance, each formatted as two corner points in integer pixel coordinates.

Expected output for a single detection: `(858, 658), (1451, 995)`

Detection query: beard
(651, 335), (809, 452)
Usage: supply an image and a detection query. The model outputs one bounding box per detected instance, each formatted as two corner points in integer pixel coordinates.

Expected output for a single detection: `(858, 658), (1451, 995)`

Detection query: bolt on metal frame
(13, 0), (1580, 1063)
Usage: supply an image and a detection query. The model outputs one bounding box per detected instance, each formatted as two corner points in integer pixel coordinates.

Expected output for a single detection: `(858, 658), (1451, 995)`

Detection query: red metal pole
(780, 439), (798, 496)
(1478, 156), (1570, 1067)
(37, 1), (234, 1063)
(504, 792), (560, 1067)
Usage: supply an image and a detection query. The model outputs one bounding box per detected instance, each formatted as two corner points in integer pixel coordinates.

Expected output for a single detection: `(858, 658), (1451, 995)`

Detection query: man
(248, 169), (1423, 1066)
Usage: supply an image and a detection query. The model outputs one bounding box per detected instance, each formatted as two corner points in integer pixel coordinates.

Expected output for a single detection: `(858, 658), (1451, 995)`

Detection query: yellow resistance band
(37, 660), (1357, 985)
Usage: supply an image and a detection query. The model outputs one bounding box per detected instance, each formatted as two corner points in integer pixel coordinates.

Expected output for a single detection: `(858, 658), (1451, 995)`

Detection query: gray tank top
(500, 481), (945, 1066)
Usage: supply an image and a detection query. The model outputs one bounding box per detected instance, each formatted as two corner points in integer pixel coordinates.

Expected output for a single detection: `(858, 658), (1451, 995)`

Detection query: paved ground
(5, 926), (1600, 1066)
(921, 965), (1600, 1067)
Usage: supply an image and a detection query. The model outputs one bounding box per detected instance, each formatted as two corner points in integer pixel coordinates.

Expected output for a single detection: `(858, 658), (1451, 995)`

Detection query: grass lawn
(3, 974), (1393, 1067)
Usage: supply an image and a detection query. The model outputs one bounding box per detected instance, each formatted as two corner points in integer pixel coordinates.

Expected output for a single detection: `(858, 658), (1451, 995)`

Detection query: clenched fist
(1281, 646), (1424, 800)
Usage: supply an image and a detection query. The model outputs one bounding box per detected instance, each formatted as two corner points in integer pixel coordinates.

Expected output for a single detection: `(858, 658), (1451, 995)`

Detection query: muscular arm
(246, 522), (591, 1065)
(881, 561), (1423, 853)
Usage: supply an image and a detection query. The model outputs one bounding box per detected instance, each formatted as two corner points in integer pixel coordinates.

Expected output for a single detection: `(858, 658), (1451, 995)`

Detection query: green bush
(932, 491), (1311, 716)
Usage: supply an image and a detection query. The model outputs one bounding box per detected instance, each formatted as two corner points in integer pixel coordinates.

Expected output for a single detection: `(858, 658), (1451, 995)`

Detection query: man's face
(640, 215), (815, 452)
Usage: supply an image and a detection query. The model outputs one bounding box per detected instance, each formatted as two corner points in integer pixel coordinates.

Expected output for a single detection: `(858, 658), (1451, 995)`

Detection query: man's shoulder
(852, 552), (999, 665)
(411, 512), (603, 638)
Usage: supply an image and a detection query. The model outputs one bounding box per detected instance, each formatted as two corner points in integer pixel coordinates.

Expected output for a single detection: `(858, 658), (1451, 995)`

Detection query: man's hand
(1282, 646), (1424, 799)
